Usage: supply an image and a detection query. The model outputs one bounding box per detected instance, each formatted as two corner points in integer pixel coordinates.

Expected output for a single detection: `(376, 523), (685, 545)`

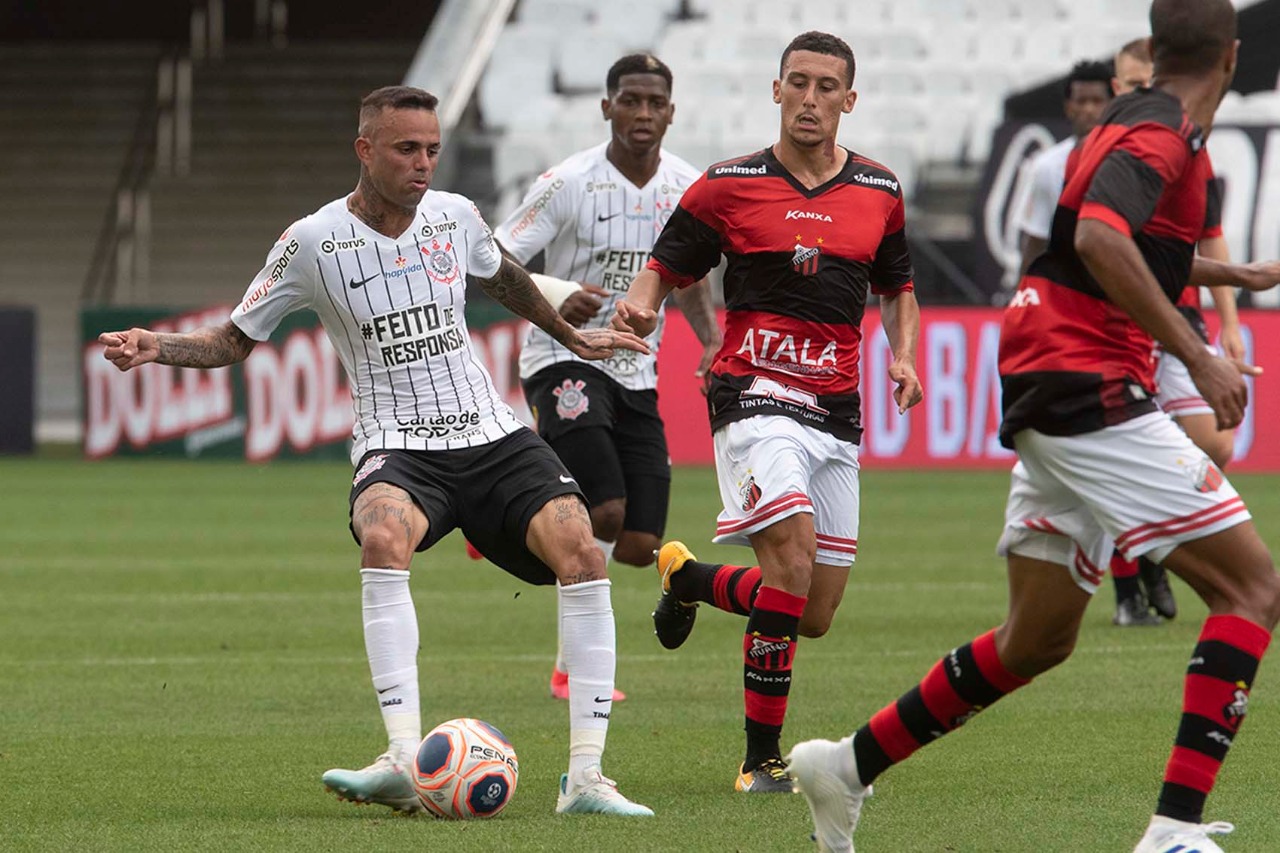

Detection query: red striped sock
(742, 586), (805, 767)
(1158, 614), (1270, 823)
(712, 565), (762, 615)
(853, 629), (1029, 785)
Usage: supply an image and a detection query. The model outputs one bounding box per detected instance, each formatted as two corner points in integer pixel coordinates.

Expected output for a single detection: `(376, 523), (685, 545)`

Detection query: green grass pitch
(2, 458), (1278, 851)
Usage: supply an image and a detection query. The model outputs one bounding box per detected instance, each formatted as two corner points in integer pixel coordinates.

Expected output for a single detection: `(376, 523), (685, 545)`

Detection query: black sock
(1114, 574), (1141, 600)
(744, 718), (781, 769)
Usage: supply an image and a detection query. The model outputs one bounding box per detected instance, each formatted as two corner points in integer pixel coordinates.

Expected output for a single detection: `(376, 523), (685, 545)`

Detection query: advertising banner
(657, 307), (1275, 471)
(84, 305), (1278, 471)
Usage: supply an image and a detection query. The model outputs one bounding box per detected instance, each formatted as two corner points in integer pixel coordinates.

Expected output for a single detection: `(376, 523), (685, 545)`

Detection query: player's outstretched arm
(477, 256), (649, 361)
(879, 290), (924, 414)
(1191, 255), (1280, 292)
(611, 269), (675, 338)
(671, 278), (722, 392)
(1076, 219), (1251, 429)
(99, 321), (256, 372)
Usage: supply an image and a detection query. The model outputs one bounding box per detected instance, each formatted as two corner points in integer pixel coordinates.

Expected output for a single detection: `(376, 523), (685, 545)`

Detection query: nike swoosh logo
(376, 684), (398, 695)
(348, 274), (379, 289)
(559, 474), (576, 484)
(593, 696), (610, 703)
(597, 213), (620, 222)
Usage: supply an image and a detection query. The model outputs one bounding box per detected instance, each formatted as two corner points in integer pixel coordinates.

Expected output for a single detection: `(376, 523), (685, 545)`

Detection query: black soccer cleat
(1138, 557), (1178, 620)
(652, 541), (699, 650)
(1113, 593), (1162, 627)
(736, 757), (795, 794)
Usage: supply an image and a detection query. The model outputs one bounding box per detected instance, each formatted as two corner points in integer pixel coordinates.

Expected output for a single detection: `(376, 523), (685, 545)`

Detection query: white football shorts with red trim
(1155, 343), (1218, 419)
(711, 414), (860, 567)
(998, 412), (1250, 594)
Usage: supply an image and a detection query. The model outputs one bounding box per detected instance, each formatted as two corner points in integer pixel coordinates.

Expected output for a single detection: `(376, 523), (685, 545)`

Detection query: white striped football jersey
(230, 191), (524, 463)
(494, 141), (701, 390)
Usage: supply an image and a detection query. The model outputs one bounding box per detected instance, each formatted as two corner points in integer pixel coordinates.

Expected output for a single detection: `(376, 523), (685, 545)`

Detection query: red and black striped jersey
(998, 88), (1215, 446)
(646, 147), (914, 442)
(1174, 173), (1224, 339)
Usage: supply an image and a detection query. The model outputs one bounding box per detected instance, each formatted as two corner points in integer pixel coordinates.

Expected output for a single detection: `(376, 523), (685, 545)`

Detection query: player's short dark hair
(1116, 37), (1152, 65)
(358, 85), (438, 134)
(1150, 0), (1237, 75)
(606, 54), (673, 95)
(1063, 60), (1114, 99)
(780, 31), (855, 87)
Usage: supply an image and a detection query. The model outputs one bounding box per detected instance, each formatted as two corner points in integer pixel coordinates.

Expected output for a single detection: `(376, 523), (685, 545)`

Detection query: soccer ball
(411, 718), (519, 819)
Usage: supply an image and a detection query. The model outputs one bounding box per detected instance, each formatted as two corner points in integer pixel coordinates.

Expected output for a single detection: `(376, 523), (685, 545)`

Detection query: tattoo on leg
(553, 494), (589, 525)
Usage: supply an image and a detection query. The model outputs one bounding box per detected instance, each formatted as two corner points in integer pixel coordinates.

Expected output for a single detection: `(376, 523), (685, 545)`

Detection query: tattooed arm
(671, 277), (722, 393)
(99, 321), (257, 371)
(477, 257), (651, 361)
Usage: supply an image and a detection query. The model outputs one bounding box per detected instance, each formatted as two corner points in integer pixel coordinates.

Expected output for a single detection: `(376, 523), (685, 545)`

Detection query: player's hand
(1188, 353), (1251, 430)
(560, 283), (609, 327)
(566, 328), (651, 362)
(1218, 322), (1246, 363)
(99, 328), (159, 372)
(1239, 259), (1280, 291)
(695, 342), (719, 396)
(611, 300), (658, 338)
(888, 359), (923, 414)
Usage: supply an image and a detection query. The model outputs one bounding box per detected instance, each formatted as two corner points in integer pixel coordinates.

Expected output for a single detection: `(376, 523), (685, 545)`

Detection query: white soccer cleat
(1133, 815), (1234, 853)
(555, 768), (654, 816)
(786, 737), (870, 853)
(322, 750), (424, 814)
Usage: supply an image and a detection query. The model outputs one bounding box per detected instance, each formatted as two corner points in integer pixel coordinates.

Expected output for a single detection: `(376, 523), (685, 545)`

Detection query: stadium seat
(517, 0), (594, 27)
(479, 25), (558, 130)
(594, 2), (669, 51)
(556, 26), (630, 92)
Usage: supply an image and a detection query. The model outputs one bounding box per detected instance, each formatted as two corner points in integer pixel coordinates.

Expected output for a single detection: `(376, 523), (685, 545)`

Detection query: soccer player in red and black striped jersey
(787, 3), (1280, 851)
(613, 31), (923, 793)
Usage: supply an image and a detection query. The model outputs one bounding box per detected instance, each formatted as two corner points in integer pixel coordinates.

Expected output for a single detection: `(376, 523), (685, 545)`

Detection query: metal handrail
(80, 71), (161, 304)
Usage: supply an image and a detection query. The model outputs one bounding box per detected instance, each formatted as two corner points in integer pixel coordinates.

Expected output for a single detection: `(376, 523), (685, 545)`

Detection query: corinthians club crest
(421, 240), (458, 284)
(553, 379), (589, 420)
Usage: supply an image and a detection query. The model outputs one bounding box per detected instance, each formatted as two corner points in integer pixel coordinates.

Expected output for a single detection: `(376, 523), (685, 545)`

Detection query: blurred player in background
(1016, 59), (1113, 280)
(614, 31), (923, 793)
(1110, 36), (1247, 628)
(788, 3), (1280, 851)
(100, 86), (655, 817)
(488, 53), (720, 703)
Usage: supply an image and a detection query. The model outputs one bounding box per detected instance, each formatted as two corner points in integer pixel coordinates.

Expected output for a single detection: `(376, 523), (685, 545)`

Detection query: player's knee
(359, 523), (413, 569)
(614, 532), (659, 566)
(1249, 566), (1280, 630)
(589, 499), (626, 543)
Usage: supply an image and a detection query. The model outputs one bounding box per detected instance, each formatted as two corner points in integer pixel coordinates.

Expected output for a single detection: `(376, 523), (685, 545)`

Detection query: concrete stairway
(146, 41), (419, 310)
(0, 42), (162, 431)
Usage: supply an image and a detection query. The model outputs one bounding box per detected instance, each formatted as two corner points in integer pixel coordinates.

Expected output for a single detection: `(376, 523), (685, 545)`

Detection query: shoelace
(757, 757), (791, 780)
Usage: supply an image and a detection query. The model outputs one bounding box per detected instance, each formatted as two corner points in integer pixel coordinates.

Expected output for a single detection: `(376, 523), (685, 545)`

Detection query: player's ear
(354, 135), (373, 165)
(772, 79), (782, 104)
(843, 89), (857, 114)
(601, 96), (612, 121)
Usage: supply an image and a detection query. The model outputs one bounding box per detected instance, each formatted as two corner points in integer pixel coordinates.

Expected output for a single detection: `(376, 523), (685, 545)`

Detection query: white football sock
(361, 568), (420, 759)
(559, 578), (615, 783)
(554, 540), (615, 673)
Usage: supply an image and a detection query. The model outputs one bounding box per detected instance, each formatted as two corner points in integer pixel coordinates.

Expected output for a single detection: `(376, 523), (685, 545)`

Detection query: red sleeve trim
(1200, 225), (1224, 240)
(872, 280), (915, 298)
(1078, 202), (1133, 237)
(645, 257), (698, 289)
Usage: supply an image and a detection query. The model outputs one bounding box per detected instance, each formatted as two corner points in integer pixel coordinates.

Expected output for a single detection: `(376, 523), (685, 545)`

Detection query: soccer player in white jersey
(1015, 60), (1112, 281)
(99, 86), (655, 817)
(491, 53), (721, 702)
